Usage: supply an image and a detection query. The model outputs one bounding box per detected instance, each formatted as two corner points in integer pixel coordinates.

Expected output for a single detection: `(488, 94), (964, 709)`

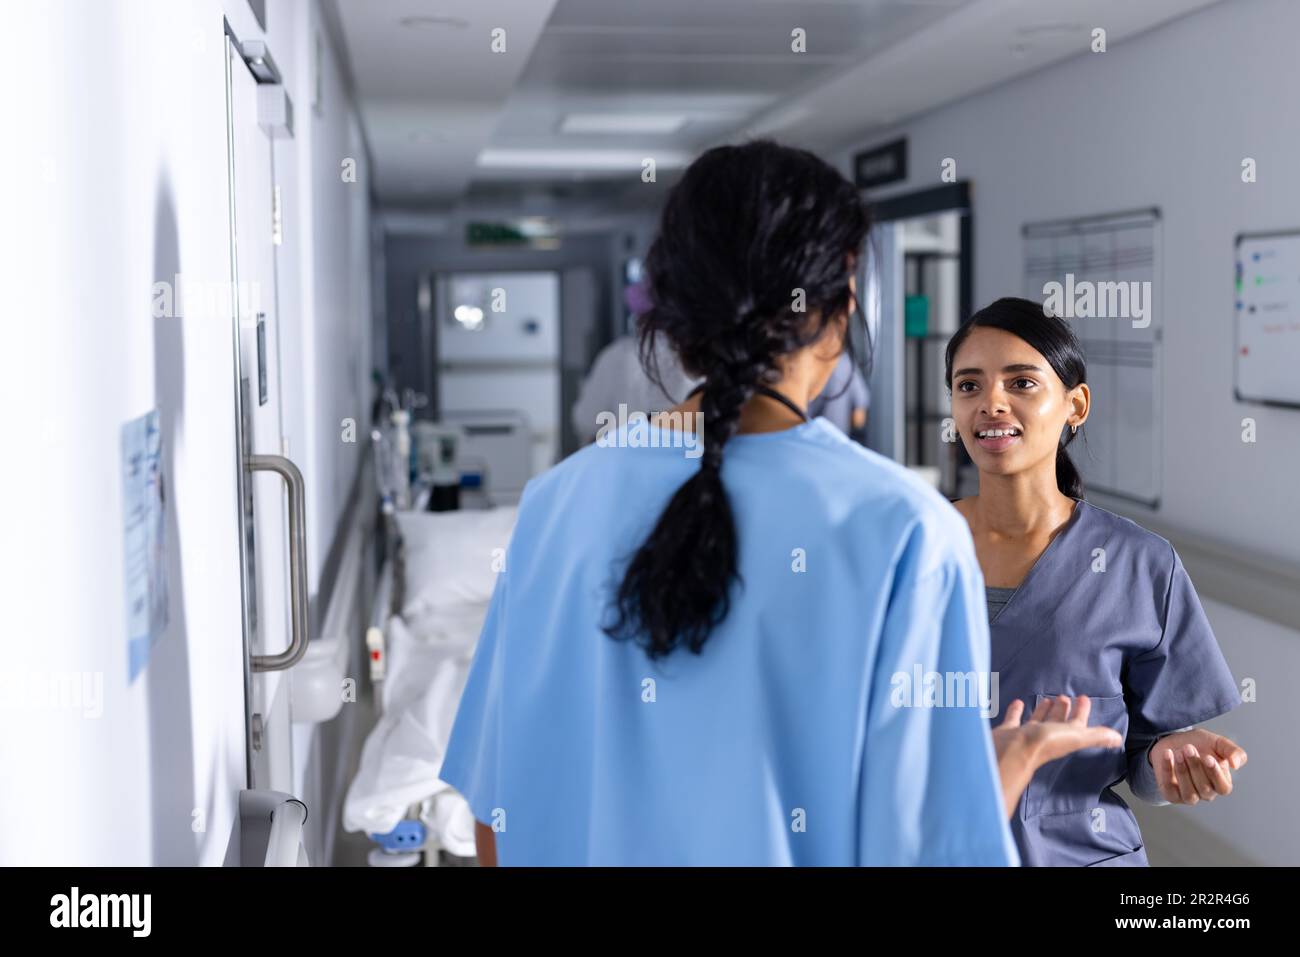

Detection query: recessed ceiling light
(1015, 23), (1083, 39)
(477, 149), (692, 171)
(399, 15), (468, 30)
(560, 114), (688, 135)
(516, 217), (558, 239)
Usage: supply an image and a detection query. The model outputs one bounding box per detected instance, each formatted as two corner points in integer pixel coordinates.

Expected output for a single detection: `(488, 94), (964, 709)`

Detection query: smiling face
(949, 326), (1089, 479)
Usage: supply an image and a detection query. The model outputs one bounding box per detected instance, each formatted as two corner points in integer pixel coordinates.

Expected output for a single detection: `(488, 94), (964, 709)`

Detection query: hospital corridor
(1, 0), (1298, 933)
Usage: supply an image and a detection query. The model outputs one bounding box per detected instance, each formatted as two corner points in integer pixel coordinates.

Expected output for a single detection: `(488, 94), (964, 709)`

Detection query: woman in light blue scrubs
(439, 143), (1120, 866)
(945, 298), (1248, 866)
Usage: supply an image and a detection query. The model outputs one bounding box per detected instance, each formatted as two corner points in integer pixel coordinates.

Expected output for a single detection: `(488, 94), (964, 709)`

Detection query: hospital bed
(339, 469), (518, 865)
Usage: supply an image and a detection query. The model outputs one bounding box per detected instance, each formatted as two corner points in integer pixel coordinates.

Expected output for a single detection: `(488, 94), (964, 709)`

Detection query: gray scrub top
(986, 500), (1240, 866)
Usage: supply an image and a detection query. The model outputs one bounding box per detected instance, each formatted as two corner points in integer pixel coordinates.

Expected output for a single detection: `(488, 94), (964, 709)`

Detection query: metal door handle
(248, 454), (309, 671)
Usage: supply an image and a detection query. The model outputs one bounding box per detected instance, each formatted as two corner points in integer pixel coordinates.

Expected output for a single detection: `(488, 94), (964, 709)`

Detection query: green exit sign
(467, 222), (529, 246)
(466, 218), (561, 248)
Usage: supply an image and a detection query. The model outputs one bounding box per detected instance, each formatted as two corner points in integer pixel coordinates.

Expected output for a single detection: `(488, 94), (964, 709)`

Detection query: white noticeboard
(1023, 208), (1162, 508)
(1235, 231), (1300, 409)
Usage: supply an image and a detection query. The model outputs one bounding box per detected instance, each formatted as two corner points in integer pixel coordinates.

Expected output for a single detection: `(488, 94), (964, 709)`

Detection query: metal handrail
(265, 799), (309, 867)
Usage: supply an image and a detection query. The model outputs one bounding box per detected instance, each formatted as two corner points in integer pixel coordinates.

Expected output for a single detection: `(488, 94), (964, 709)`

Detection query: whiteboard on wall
(1023, 208), (1162, 508)
(1235, 231), (1300, 409)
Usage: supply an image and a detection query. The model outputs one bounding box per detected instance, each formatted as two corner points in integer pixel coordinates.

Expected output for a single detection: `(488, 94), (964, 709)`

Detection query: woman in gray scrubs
(944, 297), (1248, 866)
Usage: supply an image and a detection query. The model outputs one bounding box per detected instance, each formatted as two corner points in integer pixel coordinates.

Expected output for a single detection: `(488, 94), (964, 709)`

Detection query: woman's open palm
(992, 695), (1123, 817)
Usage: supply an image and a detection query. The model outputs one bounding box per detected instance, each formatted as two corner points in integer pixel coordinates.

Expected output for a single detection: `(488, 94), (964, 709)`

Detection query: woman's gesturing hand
(1150, 728), (1247, 805)
(992, 695), (1124, 819)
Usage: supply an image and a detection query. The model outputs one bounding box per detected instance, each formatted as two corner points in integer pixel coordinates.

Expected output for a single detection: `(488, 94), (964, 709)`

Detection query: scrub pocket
(1085, 845), (1148, 866)
(1022, 692), (1129, 819)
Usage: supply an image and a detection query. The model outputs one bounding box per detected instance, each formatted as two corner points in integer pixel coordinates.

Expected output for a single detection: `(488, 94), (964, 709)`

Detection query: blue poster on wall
(121, 410), (169, 683)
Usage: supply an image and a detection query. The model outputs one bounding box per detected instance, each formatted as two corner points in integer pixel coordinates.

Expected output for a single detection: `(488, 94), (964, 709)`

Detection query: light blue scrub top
(440, 417), (1016, 866)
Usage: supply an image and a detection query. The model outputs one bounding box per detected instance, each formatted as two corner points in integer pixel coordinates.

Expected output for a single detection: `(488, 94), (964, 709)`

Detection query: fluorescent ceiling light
(560, 114), (687, 134)
(399, 15), (468, 30)
(477, 149), (692, 171)
(516, 217), (558, 238)
(744, 104), (811, 137)
(1016, 23), (1084, 39)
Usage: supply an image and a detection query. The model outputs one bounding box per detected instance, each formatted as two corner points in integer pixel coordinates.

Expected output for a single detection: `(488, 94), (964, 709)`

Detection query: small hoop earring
(1070, 424), (1078, 435)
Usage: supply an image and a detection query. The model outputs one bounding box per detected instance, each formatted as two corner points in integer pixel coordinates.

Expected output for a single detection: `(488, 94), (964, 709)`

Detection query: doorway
(224, 30), (301, 806)
(861, 182), (972, 498)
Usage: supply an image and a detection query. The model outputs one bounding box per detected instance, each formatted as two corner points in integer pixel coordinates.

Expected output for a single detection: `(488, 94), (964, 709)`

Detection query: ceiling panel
(331, 0), (1226, 213)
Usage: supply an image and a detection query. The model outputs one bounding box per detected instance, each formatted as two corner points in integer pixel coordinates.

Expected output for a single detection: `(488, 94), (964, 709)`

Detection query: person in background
(808, 350), (869, 441)
(570, 281), (701, 443)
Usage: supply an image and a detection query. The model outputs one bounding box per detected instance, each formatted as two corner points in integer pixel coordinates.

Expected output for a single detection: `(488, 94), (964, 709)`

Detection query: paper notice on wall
(121, 410), (169, 683)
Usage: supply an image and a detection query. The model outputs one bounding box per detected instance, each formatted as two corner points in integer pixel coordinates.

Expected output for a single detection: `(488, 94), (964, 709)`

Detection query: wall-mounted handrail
(265, 799), (309, 867)
(1106, 503), (1300, 633)
(236, 789), (310, 867)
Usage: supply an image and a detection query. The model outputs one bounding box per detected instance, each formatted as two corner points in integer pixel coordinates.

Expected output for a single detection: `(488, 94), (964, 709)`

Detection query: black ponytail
(1055, 435), (1084, 500)
(944, 296), (1087, 499)
(603, 141), (870, 660)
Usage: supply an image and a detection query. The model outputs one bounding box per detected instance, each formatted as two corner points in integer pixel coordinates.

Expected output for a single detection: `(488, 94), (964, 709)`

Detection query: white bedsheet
(342, 507), (517, 857)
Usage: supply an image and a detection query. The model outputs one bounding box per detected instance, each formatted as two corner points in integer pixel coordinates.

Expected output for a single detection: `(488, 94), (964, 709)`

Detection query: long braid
(602, 139), (870, 659)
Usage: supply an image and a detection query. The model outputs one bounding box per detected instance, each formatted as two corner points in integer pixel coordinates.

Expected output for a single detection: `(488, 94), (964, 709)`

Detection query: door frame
(859, 181), (973, 478)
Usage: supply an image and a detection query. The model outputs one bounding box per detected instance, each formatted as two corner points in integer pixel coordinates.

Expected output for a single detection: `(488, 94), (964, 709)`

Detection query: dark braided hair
(603, 140), (871, 660)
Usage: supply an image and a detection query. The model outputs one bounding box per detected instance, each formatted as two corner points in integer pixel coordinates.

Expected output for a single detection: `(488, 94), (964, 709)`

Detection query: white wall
(283, 0), (374, 591)
(0, 0), (372, 865)
(1187, 598), (1299, 864)
(836, 0), (1298, 863)
(838, 0), (1300, 566)
(0, 0), (243, 867)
